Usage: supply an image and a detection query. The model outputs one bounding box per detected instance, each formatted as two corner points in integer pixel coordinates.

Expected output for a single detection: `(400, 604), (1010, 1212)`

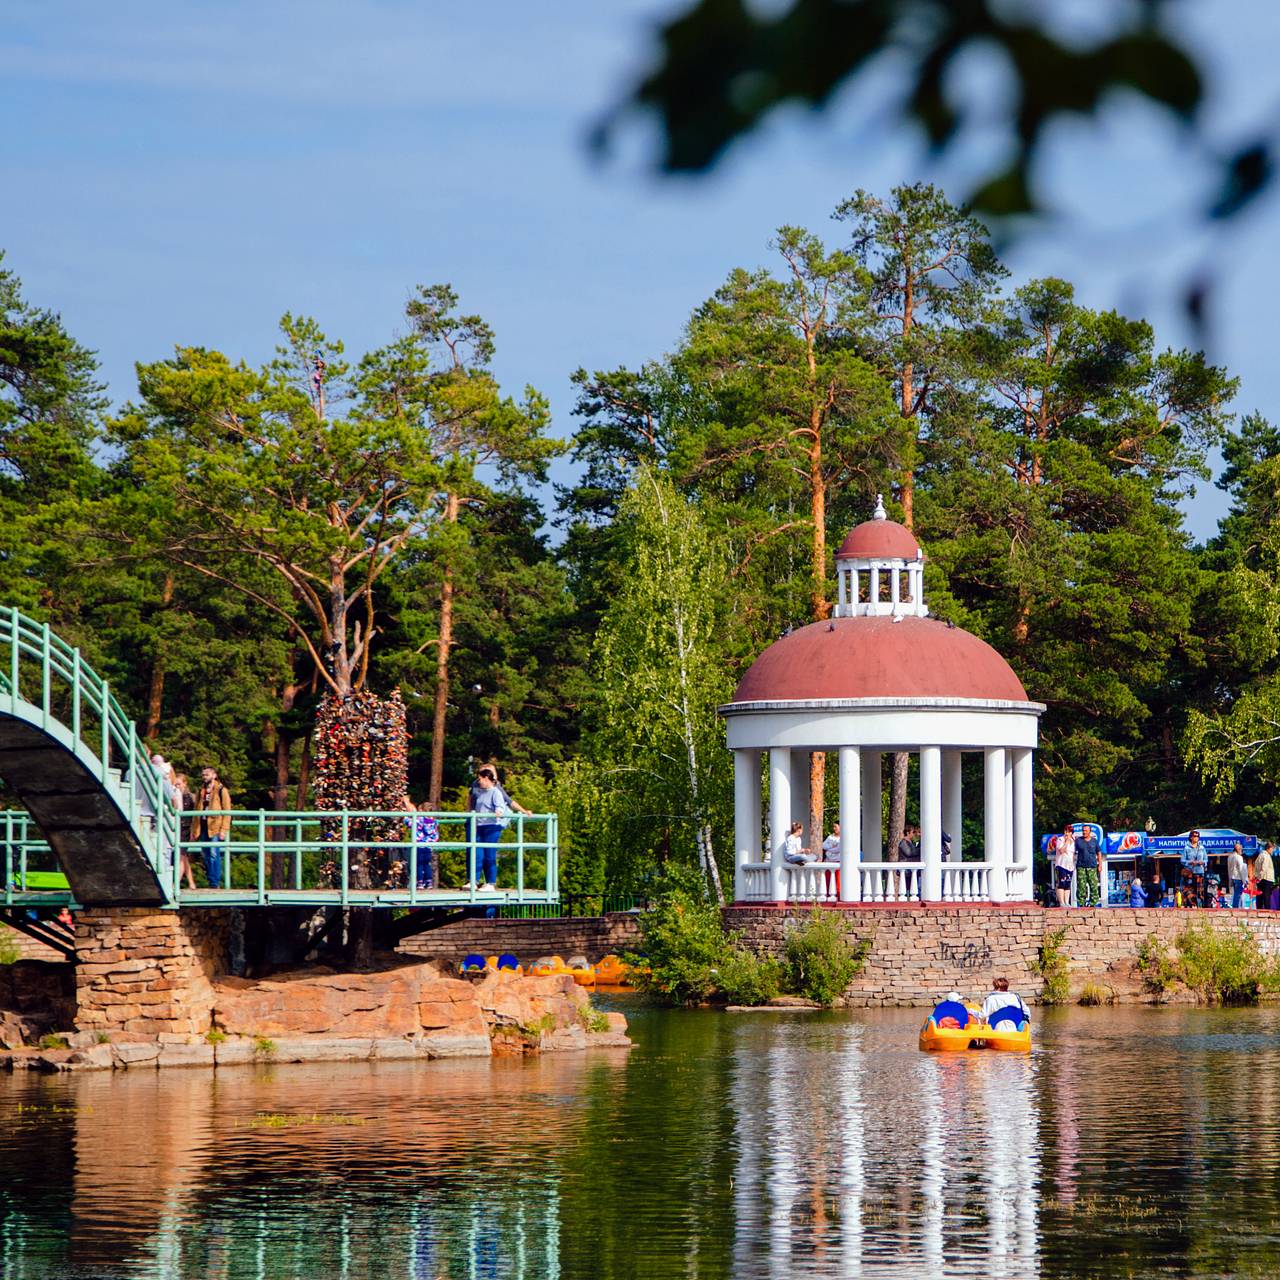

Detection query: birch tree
(590, 467), (733, 901)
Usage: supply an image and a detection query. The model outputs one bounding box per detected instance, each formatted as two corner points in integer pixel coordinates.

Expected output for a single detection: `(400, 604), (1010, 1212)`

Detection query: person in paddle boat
(934, 990), (967, 1028)
(980, 976), (1029, 1026)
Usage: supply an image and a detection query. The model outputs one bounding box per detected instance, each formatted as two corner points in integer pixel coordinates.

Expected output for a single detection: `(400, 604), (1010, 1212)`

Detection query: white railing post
(838, 746), (860, 903)
(733, 749), (761, 903)
(920, 747), (942, 902)
(985, 748), (1007, 903)
(1012, 748), (1034, 901)
(768, 748), (791, 902)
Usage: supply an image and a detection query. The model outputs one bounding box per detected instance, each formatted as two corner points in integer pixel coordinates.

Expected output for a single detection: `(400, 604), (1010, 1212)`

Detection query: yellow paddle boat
(919, 1000), (1031, 1053)
(593, 954), (632, 986)
(528, 955), (569, 977)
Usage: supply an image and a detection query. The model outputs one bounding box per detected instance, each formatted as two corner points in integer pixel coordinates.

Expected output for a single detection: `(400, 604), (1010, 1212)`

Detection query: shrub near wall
(724, 906), (1280, 1007)
(1138, 923), (1280, 1003)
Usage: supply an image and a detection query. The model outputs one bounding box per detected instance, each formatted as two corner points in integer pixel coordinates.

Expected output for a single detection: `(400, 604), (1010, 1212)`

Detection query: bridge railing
(0, 607), (180, 879)
(1, 811), (71, 904)
(173, 809), (559, 906)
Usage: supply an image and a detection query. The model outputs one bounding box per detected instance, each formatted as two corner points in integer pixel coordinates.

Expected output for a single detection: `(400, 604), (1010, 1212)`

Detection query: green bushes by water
(627, 873), (865, 1008)
(783, 907), (868, 1007)
(625, 869), (781, 1005)
(1137, 924), (1280, 1003)
(1028, 926), (1071, 1004)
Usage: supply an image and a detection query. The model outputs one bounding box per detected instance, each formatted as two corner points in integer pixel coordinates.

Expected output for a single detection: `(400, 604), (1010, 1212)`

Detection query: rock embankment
(4, 959), (629, 1072)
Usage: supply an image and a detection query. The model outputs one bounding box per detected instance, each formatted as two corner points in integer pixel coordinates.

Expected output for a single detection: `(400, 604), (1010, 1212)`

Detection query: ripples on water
(4, 1002), (1280, 1278)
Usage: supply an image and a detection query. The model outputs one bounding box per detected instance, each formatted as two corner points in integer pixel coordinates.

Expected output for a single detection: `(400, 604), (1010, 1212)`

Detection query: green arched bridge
(0, 608), (559, 912)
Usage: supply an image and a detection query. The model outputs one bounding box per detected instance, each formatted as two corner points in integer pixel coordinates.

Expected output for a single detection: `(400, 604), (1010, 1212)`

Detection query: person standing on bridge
(172, 770), (197, 891)
(469, 766), (530, 891)
(196, 767), (232, 890)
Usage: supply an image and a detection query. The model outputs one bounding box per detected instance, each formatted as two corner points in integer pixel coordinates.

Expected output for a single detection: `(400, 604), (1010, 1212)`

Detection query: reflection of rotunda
(719, 497), (1045, 904)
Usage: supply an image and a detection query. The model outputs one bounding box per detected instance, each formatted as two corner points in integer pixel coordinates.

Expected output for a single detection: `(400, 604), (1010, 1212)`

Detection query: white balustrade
(785, 861), (840, 903)
(1005, 862), (1031, 899)
(740, 857), (1032, 904)
(940, 861), (991, 902)
(741, 862), (773, 901)
(857, 861), (920, 903)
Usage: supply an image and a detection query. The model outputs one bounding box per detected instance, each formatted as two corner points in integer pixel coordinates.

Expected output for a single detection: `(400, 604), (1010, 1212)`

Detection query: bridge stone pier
(74, 909), (229, 1038)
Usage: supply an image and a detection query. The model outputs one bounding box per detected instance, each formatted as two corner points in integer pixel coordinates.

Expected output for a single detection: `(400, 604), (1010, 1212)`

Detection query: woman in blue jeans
(470, 767), (531, 890)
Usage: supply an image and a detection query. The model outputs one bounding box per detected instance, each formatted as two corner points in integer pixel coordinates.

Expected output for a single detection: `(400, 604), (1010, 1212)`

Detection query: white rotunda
(720, 498), (1045, 905)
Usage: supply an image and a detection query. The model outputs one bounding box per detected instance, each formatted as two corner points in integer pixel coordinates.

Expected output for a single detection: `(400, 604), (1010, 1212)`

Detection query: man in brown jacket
(196, 767), (232, 888)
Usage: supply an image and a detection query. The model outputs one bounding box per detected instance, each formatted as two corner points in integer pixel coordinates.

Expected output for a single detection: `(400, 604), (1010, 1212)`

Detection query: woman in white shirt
(1055, 824), (1077, 908)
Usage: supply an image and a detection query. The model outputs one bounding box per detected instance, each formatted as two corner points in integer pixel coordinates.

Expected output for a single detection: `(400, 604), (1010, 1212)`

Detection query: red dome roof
(837, 519), (920, 560)
(732, 616), (1028, 703)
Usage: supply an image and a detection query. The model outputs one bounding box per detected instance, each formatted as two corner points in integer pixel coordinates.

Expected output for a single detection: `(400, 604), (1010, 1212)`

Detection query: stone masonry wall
(397, 911), (641, 965)
(74, 908), (229, 1038)
(1, 924), (66, 964)
(725, 905), (1280, 1006)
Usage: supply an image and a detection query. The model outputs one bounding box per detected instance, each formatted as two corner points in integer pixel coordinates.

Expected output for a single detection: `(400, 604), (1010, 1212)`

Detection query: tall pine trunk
(428, 490), (458, 808)
(143, 573), (175, 740)
(890, 280), (916, 853)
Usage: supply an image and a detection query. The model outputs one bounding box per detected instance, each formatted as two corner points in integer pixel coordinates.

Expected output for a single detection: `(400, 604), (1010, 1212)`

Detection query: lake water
(3, 1000), (1280, 1278)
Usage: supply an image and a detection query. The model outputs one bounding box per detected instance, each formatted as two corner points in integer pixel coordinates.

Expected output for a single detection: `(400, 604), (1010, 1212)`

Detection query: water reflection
(6, 1005), (1280, 1277)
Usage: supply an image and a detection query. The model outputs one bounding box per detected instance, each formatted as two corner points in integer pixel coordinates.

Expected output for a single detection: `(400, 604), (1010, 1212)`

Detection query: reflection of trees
(1033, 1005), (1280, 1279)
(16, 1005), (1280, 1277)
(0, 1080), (78, 1278)
(556, 1007), (739, 1278)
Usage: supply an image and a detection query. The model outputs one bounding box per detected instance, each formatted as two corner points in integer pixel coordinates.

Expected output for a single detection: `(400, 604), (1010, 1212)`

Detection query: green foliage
(1028, 926), (1071, 1005)
(1077, 981), (1113, 1007)
(0, 930), (19, 966)
(1, 177), (1276, 868)
(716, 947), (784, 1007)
(610, 2), (1218, 229)
(205, 1028), (227, 1045)
(37, 1034), (69, 1050)
(1136, 934), (1179, 995)
(1140, 924), (1280, 1004)
(253, 1036), (277, 1057)
(626, 867), (730, 1005)
(588, 469), (734, 898)
(580, 1006), (611, 1035)
(630, 874), (835, 1007)
(782, 907), (866, 1007)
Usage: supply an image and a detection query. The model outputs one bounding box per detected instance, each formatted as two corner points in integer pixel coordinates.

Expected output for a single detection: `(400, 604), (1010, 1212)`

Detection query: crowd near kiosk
(1041, 824), (1262, 906)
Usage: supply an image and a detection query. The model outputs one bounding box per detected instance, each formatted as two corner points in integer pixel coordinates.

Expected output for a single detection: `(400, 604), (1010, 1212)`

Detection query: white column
(838, 746), (860, 903)
(870, 567), (880, 607)
(1012, 748), (1033, 901)
(890, 566), (901, 607)
(860, 750), (882, 862)
(985, 747), (1007, 903)
(942, 750), (962, 862)
(733, 749), (761, 902)
(920, 746), (942, 901)
(769, 748), (791, 902)
(791, 750), (811, 853)
(1004, 751), (1015, 875)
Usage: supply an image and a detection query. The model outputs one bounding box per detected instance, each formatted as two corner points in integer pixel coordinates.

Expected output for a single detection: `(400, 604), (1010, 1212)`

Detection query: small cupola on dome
(834, 494), (927, 619)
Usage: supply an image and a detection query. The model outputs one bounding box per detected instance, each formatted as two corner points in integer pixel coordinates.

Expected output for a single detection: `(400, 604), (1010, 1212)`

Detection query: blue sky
(6, 0), (1278, 542)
